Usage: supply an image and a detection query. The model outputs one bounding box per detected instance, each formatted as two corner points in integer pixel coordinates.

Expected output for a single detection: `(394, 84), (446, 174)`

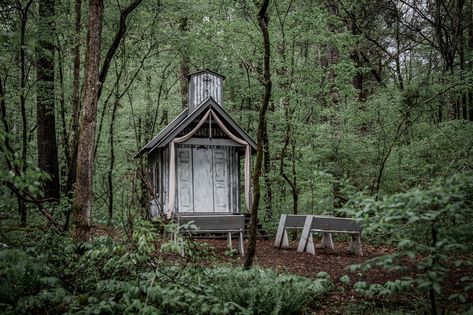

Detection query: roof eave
(133, 109), (188, 158)
(187, 69), (226, 81)
(155, 98), (256, 152)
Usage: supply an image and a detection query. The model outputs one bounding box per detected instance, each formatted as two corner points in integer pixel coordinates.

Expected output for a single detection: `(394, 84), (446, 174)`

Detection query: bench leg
(171, 232), (185, 257)
(321, 232), (334, 250)
(306, 233), (315, 254)
(227, 232), (233, 250)
(274, 214), (287, 248)
(174, 234), (185, 257)
(350, 234), (363, 256)
(297, 216), (315, 254)
(281, 230), (289, 248)
(238, 231), (244, 256)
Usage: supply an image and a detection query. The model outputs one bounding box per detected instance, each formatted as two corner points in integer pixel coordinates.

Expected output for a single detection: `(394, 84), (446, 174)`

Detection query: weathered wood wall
(188, 72), (223, 111)
(146, 70), (250, 216)
(150, 144), (240, 215)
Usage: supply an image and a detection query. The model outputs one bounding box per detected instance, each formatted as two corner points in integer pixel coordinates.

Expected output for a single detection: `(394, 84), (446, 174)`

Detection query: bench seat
(177, 214), (245, 256)
(274, 214), (363, 256)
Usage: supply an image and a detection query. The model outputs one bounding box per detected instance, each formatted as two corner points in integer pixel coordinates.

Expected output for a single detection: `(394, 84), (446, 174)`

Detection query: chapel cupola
(188, 69), (225, 113)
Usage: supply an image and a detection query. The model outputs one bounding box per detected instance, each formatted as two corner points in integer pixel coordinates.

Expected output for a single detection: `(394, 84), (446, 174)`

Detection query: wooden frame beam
(180, 137), (245, 147)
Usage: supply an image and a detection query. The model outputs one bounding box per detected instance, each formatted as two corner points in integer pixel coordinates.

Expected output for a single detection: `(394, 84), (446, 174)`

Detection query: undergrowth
(340, 172), (473, 314)
(0, 220), (331, 314)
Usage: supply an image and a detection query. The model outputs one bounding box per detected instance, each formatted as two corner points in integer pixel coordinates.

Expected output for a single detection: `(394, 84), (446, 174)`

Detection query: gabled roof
(187, 69), (225, 81)
(134, 109), (188, 158)
(135, 97), (256, 158)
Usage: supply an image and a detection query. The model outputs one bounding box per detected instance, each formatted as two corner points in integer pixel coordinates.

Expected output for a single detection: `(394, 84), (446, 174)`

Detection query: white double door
(176, 146), (230, 213)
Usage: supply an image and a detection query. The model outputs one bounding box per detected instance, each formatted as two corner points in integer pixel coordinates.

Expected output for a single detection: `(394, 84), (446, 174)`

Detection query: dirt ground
(197, 239), (471, 314)
(203, 239), (395, 279)
(89, 225), (471, 313)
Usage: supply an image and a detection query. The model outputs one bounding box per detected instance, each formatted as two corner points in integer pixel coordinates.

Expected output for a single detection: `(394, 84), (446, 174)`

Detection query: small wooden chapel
(135, 69), (256, 218)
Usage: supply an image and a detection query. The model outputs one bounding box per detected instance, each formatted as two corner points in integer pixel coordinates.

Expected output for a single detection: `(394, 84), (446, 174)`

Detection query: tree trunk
(262, 120), (273, 220)
(280, 105), (298, 216)
(72, 0), (103, 242)
(66, 0), (82, 196)
(290, 141), (298, 214)
(17, 0), (33, 226)
(37, 0), (60, 200)
(137, 117), (148, 210)
(325, 0), (344, 209)
(57, 46), (71, 174)
(68, 0), (142, 197)
(97, 0), (143, 100)
(244, 0), (271, 269)
(107, 86), (118, 224)
(0, 77), (13, 165)
(179, 16), (190, 110)
(469, 0), (473, 121)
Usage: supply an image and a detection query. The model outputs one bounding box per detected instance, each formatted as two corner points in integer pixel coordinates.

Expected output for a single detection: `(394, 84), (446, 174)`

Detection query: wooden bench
(274, 214), (363, 256)
(274, 214), (307, 249)
(177, 214), (245, 256)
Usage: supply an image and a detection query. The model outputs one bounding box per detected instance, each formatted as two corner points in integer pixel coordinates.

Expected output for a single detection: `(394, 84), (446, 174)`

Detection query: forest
(0, 0), (472, 314)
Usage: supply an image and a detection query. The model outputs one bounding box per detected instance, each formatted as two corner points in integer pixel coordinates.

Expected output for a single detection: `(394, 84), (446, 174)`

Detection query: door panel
(192, 147), (213, 212)
(177, 145), (233, 213)
(213, 148), (230, 212)
(177, 148), (193, 212)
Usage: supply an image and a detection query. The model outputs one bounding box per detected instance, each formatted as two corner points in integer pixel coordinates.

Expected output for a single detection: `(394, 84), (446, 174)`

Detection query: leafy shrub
(0, 248), (67, 314)
(0, 219), (332, 314)
(71, 271), (240, 315)
(339, 275), (350, 284)
(0, 249), (47, 305)
(340, 173), (473, 313)
(200, 267), (332, 315)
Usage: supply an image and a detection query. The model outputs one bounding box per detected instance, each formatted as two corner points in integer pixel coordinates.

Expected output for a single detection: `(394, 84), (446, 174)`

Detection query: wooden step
(180, 213), (271, 240)
(242, 213), (270, 240)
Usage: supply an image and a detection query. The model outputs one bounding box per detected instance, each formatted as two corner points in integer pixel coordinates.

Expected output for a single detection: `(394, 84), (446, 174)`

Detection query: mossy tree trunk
(72, 0), (103, 242)
(244, 0), (271, 269)
(36, 0), (60, 200)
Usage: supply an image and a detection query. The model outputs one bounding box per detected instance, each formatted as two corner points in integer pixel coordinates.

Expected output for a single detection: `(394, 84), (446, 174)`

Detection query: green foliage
(0, 151), (50, 200)
(0, 219), (331, 314)
(353, 279), (413, 297)
(0, 249), (48, 305)
(73, 270), (240, 315)
(200, 267), (332, 315)
(339, 274), (350, 284)
(342, 173), (473, 312)
(0, 247), (68, 314)
(316, 271), (331, 280)
(1, 0), (473, 312)
(339, 299), (431, 315)
(73, 266), (331, 315)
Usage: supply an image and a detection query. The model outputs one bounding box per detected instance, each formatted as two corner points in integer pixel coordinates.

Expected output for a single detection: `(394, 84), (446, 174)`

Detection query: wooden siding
(182, 137), (245, 147)
(180, 123), (229, 138)
(177, 147), (193, 212)
(191, 146), (214, 212)
(150, 144), (239, 216)
(153, 100), (257, 151)
(143, 70), (253, 217)
(161, 146), (169, 213)
(188, 72), (223, 112)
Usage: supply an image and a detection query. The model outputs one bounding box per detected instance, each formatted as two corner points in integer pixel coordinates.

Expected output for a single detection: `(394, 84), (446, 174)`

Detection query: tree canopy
(0, 0), (472, 313)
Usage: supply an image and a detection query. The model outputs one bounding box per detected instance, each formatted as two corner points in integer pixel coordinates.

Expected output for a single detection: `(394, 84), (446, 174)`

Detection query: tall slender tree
(66, 0), (82, 197)
(179, 16), (190, 110)
(244, 0), (271, 269)
(36, 0), (60, 200)
(72, 0), (103, 242)
(262, 120), (272, 220)
(17, 0), (33, 225)
(71, 0), (143, 240)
